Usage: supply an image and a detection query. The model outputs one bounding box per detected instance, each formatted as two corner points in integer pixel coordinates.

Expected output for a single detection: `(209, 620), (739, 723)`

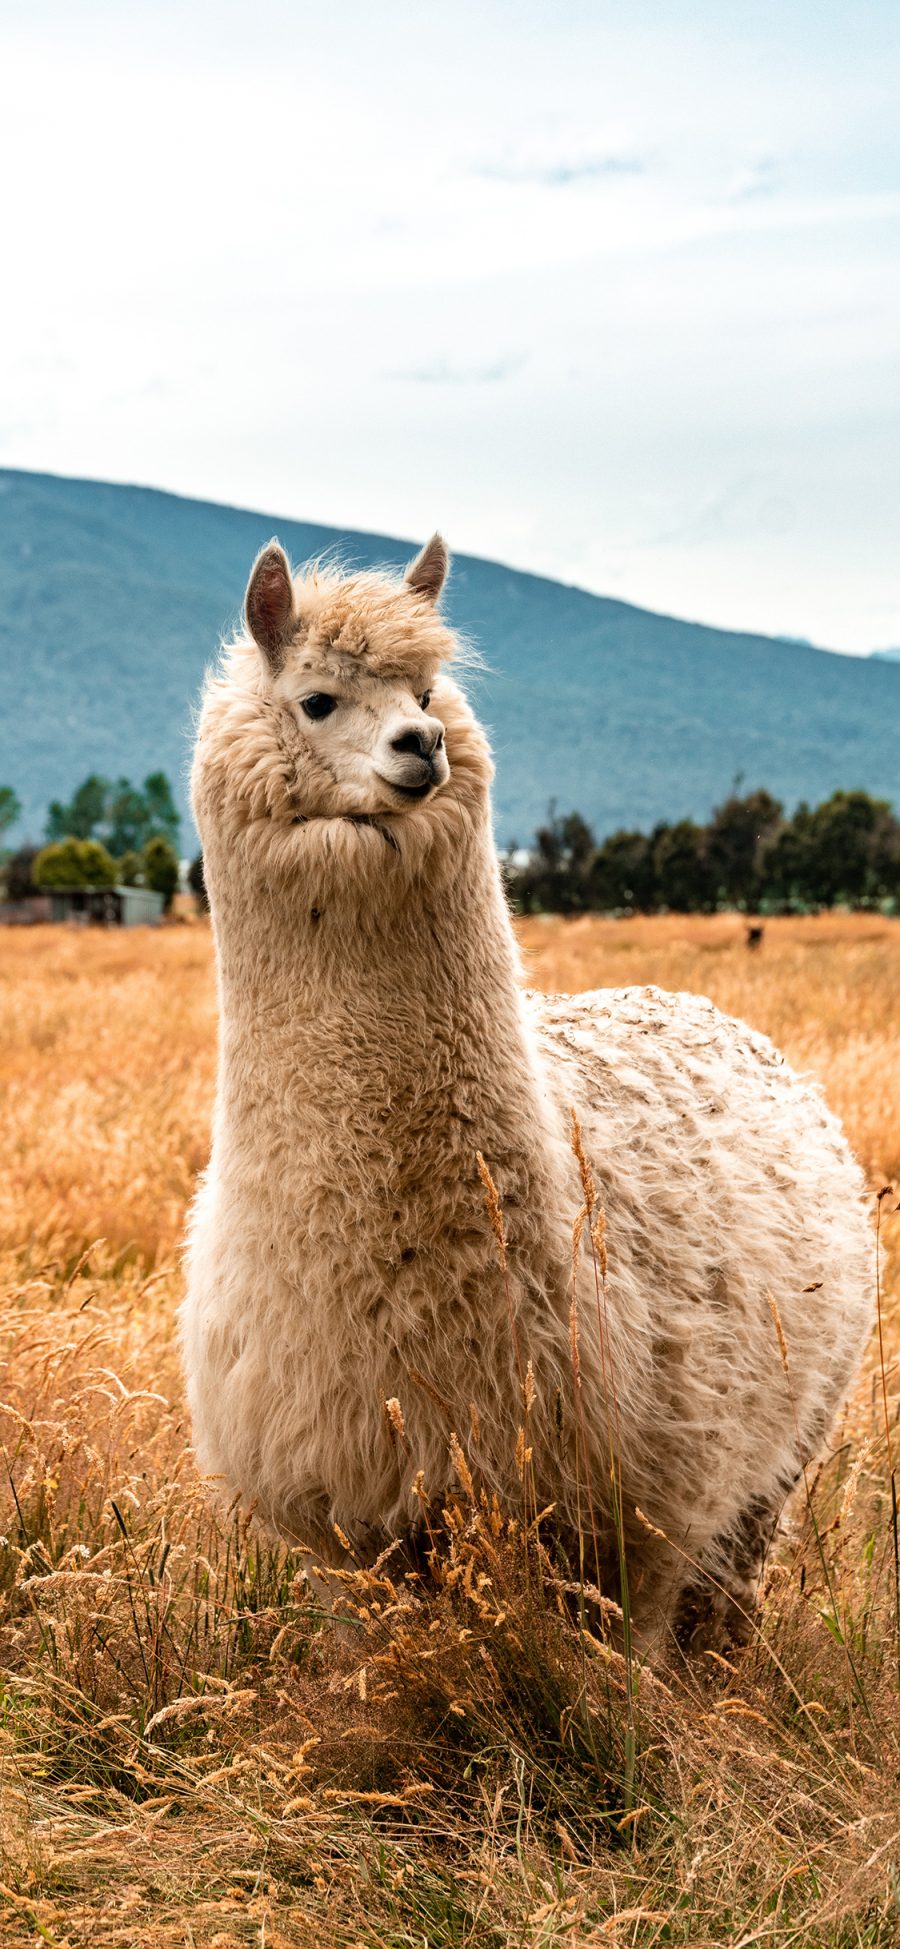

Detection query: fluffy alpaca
(181, 534), (873, 1652)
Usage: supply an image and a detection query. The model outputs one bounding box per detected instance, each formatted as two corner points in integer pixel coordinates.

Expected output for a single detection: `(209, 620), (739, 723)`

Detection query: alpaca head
(242, 534), (460, 821)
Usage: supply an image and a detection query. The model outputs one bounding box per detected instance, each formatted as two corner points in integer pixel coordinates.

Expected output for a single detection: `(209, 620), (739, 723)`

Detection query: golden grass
(1, 915), (899, 1947)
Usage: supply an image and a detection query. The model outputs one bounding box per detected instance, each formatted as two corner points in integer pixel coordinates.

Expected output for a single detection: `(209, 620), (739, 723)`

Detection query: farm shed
(43, 885), (166, 926)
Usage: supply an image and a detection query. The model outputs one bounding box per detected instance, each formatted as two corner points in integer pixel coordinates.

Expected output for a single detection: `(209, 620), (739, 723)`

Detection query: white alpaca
(181, 534), (873, 1651)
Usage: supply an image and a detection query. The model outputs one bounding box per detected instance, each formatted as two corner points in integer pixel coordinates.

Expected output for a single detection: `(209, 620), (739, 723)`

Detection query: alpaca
(181, 534), (873, 1653)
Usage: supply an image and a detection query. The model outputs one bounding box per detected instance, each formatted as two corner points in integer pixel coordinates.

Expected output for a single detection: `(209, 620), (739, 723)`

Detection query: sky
(2, 0), (899, 652)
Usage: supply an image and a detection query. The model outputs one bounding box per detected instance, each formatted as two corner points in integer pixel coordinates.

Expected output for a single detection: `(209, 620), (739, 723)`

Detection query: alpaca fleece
(181, 545), (873, 1650)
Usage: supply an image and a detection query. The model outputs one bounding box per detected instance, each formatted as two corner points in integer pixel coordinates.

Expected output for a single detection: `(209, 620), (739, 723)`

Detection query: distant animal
(181, 534), (873, 1655)
(746, 923), (765, 950)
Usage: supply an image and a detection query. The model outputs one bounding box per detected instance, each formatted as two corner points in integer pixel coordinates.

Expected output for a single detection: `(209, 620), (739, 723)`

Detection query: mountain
(2, 468), (898, 849)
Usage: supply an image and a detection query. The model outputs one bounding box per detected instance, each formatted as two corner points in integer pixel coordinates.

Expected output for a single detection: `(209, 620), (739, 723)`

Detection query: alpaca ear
(405, 532), (449, 605)
(245, 541), (296, 671)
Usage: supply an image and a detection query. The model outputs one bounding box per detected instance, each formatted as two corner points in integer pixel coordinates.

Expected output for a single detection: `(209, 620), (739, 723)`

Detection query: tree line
(0, 772), (185, 911)
(3, 773), (900, 918)
(505, 787), (900, 914)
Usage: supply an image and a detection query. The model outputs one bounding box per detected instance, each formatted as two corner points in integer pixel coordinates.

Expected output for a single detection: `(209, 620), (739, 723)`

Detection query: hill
(2, 468), (898, 847)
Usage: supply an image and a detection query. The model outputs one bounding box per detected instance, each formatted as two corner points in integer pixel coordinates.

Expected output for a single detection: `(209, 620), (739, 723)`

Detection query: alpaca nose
(390, 721), (444, 760)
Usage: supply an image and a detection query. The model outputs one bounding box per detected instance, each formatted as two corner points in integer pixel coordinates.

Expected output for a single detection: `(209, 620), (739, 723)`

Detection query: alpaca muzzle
(377, 745), (450, 801)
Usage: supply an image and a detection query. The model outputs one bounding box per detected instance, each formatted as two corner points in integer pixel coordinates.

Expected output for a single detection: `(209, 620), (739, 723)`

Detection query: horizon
(2, 1), (898, 655)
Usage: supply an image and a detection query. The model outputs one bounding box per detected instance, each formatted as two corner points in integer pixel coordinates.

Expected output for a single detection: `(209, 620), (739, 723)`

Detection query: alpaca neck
(212, 811), (569, 1281)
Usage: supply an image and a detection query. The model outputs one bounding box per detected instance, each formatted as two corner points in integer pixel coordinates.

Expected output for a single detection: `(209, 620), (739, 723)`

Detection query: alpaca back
(533, 984), (872, 1566)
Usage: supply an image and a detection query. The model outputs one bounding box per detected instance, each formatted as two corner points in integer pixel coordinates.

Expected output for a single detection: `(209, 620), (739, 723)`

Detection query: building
(0, 885), (165, 926)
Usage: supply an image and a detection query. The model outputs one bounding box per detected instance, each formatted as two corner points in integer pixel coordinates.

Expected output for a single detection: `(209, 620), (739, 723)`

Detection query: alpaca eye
(301, 693), (336, 721)
(420, 691), (431, 711)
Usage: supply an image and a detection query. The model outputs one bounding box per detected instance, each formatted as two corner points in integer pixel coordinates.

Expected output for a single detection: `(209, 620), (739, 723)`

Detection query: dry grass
(1, 915), (899, 1947)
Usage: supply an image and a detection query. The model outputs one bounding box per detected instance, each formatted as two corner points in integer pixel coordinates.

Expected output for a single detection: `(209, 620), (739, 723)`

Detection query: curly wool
(181, 554), (874, 1650)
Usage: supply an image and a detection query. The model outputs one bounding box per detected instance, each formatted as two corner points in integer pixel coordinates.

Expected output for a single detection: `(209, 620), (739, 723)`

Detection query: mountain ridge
(2, 467), (898, 847)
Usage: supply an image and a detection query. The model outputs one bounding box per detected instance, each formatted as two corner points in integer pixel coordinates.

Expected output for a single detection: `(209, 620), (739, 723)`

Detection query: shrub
(33, 838), (118, 889)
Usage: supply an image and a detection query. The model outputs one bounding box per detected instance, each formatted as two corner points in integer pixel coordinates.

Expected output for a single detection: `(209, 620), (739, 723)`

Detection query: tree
(45, 773), (110, 841)
(143, 835), (179, 911)
(4, 846), (39, 901)
(804, 791), (898, 907)
(142, 771), (181, 848)
(588, 828), (657, 910)
(869, 804), (900, 902)
(653, 820), (714, 911)
(0, 785), (21, 846)
(43, 770), (181, 854)
(33, 839), (117, 889)
(706, 789), (782, 908)
(118, 850), (145, 886)
(508, 784), (900, 917)
(106, 778), (151, 855)
(188, 852), (209, 912)
(509, 804), (598, 913)
(759, 805), (817, 910)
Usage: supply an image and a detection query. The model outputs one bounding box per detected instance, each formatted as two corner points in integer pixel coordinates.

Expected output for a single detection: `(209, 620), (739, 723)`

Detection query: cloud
(386, 354), (527, 386)
(473, 153), (644, 189)
(725, 155), (782, 202)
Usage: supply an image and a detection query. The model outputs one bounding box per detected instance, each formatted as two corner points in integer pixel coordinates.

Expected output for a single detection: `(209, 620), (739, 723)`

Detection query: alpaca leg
(676, 1494), (781, 1654)
(623, 1530), (688, 1659)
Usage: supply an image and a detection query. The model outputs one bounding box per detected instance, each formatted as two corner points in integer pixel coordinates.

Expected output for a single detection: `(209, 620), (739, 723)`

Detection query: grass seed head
(766, 1287), (791, 1374)
(476, 1149), (507, 1269)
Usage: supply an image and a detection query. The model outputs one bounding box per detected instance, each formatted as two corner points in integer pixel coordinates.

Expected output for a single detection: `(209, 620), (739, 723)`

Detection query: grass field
(1, 914), (899, 1947)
